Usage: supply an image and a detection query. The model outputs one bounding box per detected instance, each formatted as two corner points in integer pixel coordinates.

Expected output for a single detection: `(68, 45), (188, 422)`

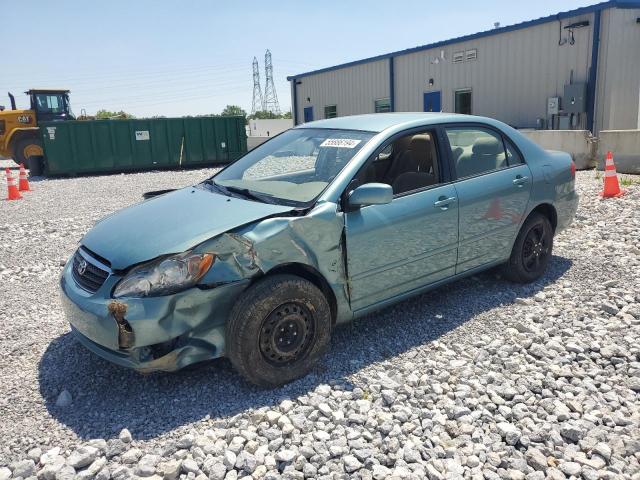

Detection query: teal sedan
(60, 113), (578, 387)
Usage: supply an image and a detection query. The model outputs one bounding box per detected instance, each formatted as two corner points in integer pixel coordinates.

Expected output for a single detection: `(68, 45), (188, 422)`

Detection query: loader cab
(27, 89), (74, 122)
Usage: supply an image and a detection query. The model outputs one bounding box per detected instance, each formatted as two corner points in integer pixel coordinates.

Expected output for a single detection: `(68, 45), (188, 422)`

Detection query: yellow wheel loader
(0, 89), (74, 174)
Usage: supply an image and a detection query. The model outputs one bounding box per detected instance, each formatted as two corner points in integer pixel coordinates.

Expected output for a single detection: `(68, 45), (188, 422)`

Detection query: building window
(465, 49), (477, 61)
(324, 105), (337, 118)
(452, 51), (464, 64)
(374, 98), (391, 113)
(454, 89), (472, 115)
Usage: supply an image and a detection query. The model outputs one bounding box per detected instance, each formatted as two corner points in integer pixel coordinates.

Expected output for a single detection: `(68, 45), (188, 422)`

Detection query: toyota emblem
(77, 259), (88, 276)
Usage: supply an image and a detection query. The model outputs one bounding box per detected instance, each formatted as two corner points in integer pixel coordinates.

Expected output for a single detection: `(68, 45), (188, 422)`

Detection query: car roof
(293, 113), (499, 133)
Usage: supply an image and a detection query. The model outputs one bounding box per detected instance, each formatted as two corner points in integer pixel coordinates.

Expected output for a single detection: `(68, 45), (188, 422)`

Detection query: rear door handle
(434, 196), (457, 209)
(513, 176), (529, 186)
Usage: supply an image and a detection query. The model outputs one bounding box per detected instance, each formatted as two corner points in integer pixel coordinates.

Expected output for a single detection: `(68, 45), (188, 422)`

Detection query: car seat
(456, 137), (506, 178)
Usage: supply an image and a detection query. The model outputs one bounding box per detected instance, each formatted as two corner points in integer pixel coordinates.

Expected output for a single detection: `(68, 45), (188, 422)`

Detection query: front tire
(13, 136), (43, 167)
(225, 274), (331, 388)
(503, 212), (553, 283)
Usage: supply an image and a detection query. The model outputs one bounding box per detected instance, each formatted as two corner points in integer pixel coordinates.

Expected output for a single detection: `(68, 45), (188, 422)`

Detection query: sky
(2, 0), (598, 118)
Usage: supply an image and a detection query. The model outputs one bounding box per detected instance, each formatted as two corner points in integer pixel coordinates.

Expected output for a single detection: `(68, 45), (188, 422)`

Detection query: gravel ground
(0, 168), (639, 480)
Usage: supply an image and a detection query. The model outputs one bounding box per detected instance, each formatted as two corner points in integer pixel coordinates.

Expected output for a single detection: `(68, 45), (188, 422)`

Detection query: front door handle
(513, 175), (530, 187)
(434, 196), (457, 209)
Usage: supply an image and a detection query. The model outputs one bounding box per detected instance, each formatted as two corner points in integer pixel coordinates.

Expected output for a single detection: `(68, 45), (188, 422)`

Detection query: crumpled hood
(81, 185), (294, 270)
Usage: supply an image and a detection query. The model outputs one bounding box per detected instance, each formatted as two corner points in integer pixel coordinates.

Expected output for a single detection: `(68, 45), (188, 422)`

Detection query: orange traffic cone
(18, 163), (31, 192)
(5, 168), (22, 200)
(601, 151), (626, 198)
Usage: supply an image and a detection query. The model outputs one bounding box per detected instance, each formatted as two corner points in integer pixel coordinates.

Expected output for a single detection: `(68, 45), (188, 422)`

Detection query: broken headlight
(113, 252), (214, 298)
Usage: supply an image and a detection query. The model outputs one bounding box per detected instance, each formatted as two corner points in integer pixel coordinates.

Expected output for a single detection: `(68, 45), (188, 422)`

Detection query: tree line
(93, 105), (291, 121)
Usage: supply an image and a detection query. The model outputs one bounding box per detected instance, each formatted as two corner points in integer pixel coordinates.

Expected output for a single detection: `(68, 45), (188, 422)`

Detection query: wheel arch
(8, 127), (40, 149)
(261, 263), (338, 327)
(528, 202), (558, 233)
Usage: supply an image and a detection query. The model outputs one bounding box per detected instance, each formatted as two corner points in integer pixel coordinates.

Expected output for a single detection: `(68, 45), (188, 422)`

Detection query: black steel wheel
(226, 274), (331, 388)
(504, 212), (554, 283)
(259, 302), (315, 366)
(522, 223), (551, 273)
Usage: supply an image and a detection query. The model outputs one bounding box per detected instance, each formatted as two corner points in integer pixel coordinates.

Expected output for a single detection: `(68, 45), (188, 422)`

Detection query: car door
(344, 129), (459, 312)
(444, 125), (532, 274)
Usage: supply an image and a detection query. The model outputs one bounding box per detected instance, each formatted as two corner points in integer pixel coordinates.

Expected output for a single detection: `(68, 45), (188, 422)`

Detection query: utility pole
(263, 49), (281, 115)
(251, 57), (263, 115)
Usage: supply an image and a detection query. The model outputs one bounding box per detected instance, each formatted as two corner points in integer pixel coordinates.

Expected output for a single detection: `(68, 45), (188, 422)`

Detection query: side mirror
(347, 183), (393, 208)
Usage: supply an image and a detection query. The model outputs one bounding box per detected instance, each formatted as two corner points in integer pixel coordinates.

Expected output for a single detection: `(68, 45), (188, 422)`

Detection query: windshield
(211, 128), (374, 205)
(34, 93), (67, 114)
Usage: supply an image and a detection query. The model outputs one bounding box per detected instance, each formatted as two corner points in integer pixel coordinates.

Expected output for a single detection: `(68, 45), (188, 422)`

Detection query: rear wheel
(225, 274), (331, 388)
(503, 212), (553, 283)
(13, 136), (43, 168)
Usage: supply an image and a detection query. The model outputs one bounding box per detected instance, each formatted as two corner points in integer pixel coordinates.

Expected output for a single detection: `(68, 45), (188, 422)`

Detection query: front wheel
(13, 136), (43, 167)
(503, 212), (554, 283)
(225, 274), (331, 388)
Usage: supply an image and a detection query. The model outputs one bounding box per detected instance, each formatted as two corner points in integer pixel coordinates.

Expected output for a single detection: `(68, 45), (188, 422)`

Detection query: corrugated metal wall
(394, 12), (594, 129)
(294, 60), (389, 122)
(596, 7), (640, 131)
(291, 5), (640, 133)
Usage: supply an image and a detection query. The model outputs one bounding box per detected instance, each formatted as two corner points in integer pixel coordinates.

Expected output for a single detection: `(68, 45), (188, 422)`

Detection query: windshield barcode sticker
(320, 138), (362, 148)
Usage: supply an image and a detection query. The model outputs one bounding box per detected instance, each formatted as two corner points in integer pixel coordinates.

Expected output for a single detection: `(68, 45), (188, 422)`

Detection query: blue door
(303, 106), (314, 123)
(423, 91), (441, 112)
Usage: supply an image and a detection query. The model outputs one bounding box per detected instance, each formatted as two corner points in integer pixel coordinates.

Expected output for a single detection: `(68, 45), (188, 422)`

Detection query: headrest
(472, 137), (502, 155)
(409, 134), (431, 152)
(394, 135), (412, 152)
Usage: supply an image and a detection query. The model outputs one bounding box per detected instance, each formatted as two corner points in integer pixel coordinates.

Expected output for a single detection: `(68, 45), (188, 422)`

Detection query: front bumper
(59, 258), (249, 372)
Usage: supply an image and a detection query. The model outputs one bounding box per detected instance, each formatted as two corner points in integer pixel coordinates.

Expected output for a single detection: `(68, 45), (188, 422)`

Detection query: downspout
(389, 57), (395, 112)
(586, 9), (601, 133)
(292, 80), (299, 126)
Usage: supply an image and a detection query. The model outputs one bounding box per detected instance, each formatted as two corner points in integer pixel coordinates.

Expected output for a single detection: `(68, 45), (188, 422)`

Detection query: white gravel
(0, 168), (639, 480)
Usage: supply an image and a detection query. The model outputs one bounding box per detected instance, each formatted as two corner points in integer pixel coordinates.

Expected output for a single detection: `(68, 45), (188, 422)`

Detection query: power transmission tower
(251, 57), (263, 115)
(263, 49), (281, 115)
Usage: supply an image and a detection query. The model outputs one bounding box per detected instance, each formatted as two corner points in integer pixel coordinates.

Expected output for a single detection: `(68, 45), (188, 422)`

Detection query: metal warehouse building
(288, 1), (640, 134)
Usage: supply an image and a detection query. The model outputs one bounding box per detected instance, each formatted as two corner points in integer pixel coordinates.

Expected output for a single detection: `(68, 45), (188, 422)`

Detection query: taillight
(570, 160), (576, 178)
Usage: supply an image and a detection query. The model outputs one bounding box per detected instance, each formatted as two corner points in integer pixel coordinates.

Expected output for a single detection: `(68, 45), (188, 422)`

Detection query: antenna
(251, 57), (263, 115)
(263, 49), (281, 115)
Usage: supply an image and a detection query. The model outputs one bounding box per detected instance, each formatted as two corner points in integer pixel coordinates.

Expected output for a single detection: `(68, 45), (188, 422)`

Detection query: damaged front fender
(194, 201), (352, 323)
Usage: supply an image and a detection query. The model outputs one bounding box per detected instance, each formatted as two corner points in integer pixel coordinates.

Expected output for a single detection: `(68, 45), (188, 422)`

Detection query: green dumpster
(39, 116), (247, 176)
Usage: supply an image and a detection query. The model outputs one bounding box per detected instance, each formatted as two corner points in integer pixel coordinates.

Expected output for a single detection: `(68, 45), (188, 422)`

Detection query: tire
(225, 274), (331, 388)
(13, 135), (43, 167)
(27, 155), (45, 176)
(503, 212), (554, 283)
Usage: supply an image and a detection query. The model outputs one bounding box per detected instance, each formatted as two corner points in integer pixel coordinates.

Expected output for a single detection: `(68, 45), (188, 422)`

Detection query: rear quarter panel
(505, 126), (578, 233)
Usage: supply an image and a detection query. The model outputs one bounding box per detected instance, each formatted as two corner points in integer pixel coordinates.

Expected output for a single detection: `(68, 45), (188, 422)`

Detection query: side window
(374, 144), (393, 162)
(446, 127), (507, 179)
(357, 130), (441, 196)
(505, 139), (524, 165)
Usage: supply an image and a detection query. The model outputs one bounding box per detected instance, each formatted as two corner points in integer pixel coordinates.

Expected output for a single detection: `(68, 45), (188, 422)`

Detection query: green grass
(620, 177), (639, 187)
